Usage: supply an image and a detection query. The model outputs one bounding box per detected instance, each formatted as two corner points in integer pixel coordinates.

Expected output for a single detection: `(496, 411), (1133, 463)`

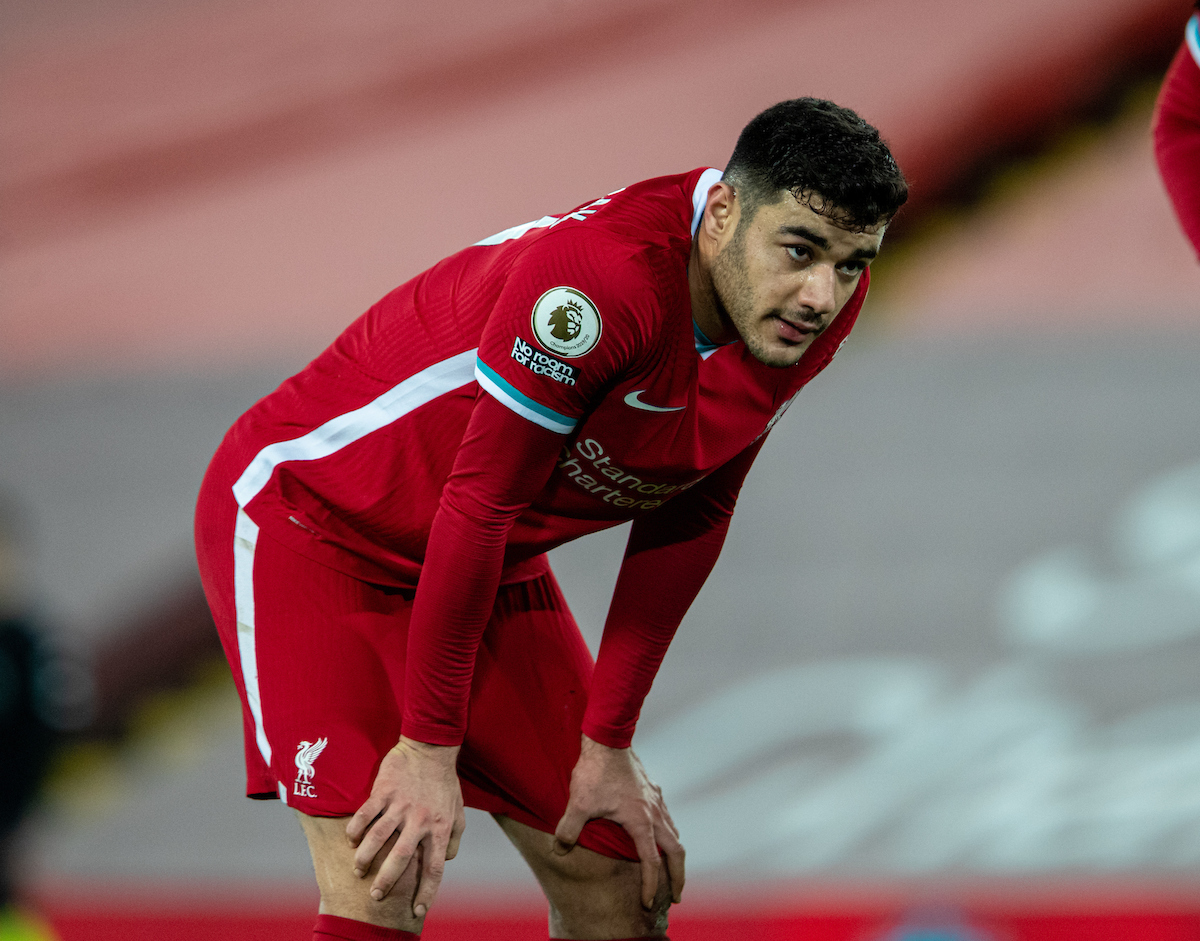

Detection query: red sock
(313, 913), (419, 940)
(552, 938), (666, 940)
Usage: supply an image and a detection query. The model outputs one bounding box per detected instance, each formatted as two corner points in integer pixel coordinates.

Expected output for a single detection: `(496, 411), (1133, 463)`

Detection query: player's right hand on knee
(554, 734), (686, 910)
(346, 736), (466, 918)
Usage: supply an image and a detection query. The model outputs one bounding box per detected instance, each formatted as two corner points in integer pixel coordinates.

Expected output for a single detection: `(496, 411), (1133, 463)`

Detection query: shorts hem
(464, 791), (637, 863)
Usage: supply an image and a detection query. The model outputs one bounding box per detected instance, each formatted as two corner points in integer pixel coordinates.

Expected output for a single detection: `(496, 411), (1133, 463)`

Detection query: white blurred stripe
(233, 507), (271, 767)
(232, 348), (478, 506)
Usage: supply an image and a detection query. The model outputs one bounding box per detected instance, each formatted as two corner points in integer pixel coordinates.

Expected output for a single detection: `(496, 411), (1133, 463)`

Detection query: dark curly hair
(723, 98), (908, 232)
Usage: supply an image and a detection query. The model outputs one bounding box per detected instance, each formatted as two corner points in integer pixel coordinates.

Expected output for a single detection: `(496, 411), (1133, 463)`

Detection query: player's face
(711, 194), (885, 368)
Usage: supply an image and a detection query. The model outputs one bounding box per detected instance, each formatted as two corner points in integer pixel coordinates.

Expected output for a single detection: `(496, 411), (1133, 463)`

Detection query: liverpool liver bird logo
(295, 737), (328, 784)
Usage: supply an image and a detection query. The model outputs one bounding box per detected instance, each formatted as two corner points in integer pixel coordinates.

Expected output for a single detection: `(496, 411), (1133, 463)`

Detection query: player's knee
(495, 817), (672, 936)
(635, 861), (673, 929)
(540, 840), (625, 883)
(649, 869), (672, 925)
(547, 868), (671, 939)
(548, 852), (672, 936)
(297, 812), (423, 929)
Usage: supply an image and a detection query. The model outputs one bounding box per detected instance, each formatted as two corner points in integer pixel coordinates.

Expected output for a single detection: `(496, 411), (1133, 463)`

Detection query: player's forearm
(583, 436), (768, 746)
(582, 514), (731, 748)
(402, 496), (513, 745)
(402, 393), (563, 745)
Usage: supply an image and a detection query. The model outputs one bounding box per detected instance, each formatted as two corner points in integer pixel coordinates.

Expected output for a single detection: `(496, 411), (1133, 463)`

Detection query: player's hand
(345, 736), (465, 918)
(553, 733), (685, 909)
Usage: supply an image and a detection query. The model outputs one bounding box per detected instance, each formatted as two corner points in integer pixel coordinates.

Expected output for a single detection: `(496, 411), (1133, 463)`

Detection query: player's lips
(773, 315), (822, 343)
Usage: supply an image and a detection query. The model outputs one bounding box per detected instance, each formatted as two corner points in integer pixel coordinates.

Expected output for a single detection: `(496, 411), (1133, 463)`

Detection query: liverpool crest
(293, 737), (328, 798)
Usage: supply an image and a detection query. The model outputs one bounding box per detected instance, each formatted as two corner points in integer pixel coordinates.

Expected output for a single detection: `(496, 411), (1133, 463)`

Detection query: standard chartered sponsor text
(558, 437), (701, 510)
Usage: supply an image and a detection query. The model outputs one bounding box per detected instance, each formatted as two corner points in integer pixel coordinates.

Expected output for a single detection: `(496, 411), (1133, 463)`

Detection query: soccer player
(1154, 2), (1200, 258)
(195, 97), (907, 941)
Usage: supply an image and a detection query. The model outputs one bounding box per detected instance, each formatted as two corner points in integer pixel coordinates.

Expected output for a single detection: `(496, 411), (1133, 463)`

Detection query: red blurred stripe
(980, 912), (1200, 941)
(48, 912), (316, 941)
(45, 908), (1200, 941)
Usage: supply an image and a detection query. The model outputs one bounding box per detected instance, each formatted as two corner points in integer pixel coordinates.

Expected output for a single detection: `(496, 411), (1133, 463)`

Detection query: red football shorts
(194, 472), (636, 862)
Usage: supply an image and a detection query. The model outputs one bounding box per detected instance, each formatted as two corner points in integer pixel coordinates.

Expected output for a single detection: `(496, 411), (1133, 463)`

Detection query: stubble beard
(710, 224), (801, 369)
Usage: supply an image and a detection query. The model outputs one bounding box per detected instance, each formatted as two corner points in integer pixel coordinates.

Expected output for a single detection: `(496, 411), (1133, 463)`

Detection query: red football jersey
(206, 167), (869, 747)
(218, 168), (865, 587)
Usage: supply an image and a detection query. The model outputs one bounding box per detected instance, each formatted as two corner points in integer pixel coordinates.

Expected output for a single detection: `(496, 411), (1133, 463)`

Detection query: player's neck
(687, 239), (733, 345)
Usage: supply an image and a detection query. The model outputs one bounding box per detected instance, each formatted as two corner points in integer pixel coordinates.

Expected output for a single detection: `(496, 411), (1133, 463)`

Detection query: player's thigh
(493, 814), (670, 940)
(297, 811), (424, 932)
(459, 572), (637, 860)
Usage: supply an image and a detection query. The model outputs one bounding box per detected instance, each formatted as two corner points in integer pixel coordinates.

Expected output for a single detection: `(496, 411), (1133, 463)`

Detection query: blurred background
(3, 1), (1200, 938)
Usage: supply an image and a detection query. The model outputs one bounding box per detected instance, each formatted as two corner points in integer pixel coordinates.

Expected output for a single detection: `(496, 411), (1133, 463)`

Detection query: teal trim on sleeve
(474, 358), (577, 434)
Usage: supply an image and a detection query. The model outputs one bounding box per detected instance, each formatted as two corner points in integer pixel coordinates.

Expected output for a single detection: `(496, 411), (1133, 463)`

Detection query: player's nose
(796, 263), (837, 316)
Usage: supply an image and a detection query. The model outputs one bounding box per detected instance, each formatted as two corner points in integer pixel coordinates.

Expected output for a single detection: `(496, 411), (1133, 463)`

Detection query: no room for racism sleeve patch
(510, 337), (579, 386)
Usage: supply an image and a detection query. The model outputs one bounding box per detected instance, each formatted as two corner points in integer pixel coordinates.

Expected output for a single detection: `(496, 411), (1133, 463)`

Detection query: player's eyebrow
(779, 225), (879, 261)
(779, 225), (829, 248)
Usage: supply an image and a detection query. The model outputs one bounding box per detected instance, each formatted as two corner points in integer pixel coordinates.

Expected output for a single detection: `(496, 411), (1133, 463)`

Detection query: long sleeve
(1153, 14), (1200, 259)
(582, 436), (768, 747)
(401, 392), (564, 745)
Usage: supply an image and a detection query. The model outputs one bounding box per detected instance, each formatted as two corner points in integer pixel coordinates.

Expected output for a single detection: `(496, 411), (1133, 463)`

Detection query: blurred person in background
(0, 500), (61, 941)
(1153, 1), (1200, 257)
(196, 97), (906, 941)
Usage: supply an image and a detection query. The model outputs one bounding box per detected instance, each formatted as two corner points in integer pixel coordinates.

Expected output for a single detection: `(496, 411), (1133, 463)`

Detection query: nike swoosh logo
(624, 390), (685, 412)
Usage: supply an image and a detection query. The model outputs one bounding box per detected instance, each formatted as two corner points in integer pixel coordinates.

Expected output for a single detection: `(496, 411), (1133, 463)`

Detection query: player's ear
(701, 181), (738, 243)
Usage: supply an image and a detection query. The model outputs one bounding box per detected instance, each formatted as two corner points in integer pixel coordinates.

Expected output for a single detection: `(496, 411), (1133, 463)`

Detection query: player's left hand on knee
(553, 733), (686, 909)
(345, 736), (466, 917)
